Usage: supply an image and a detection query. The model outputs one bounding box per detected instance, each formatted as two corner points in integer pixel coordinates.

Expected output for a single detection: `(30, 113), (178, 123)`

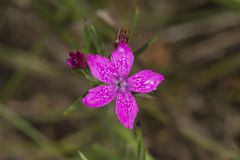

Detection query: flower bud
(67, 51), (87, 69)
(114, 28), (129, 49)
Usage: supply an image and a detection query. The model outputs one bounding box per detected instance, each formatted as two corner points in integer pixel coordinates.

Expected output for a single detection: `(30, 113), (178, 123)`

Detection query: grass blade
(111, 121), (154, 160)
(0, 103), (65, 159)
(0, 38), (46, 101)
(130, 7), (140, 38)
(85, 21), (106, 55)
(64, 96), (84, 116)
(136, 128), (146, 160)
(82, 23), (94, 53)
(134, 35), (158, 58)
(78, 151), (89, 160)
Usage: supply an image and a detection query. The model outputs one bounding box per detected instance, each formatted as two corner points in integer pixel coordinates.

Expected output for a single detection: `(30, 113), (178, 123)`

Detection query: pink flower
(82, 42), (164, 129)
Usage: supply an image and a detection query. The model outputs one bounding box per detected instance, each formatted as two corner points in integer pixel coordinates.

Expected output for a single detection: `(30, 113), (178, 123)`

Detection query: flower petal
(111, 42), (134, 78)
(87, 54), (117, 83)
(82, 85), (116, 108)
(116, 91), (138, 129)
(127, 70), (164, 93)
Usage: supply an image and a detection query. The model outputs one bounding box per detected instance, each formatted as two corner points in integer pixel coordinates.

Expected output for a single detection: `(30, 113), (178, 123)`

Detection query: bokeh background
(1, 0), (240, 160)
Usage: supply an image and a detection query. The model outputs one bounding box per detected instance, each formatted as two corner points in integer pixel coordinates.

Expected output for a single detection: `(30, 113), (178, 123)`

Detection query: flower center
(115, 79), (128, 92)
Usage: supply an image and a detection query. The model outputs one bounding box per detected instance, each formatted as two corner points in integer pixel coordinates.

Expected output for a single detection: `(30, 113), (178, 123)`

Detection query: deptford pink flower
(67, 51), (86, 69)
(82, 42), (164, 129)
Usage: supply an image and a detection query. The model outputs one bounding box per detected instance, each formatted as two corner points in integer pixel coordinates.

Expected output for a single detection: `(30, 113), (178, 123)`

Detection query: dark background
(0, 0), (240, 160)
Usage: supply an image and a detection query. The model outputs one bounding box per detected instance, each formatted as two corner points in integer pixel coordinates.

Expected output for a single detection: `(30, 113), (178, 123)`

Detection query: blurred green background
(0, 0), (240, 160)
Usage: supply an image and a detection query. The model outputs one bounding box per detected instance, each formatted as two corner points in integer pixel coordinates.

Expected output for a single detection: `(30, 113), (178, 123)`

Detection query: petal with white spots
(116, 91), (138, 129)
(82, 85), (116, 108)
(111, 42), (134, 78)
(127, 70), (164, 93)
(87, 54), (117, 84)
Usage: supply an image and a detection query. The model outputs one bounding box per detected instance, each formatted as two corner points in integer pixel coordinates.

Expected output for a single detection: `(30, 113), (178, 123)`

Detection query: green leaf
(82, 23), (93, 53)
(136, 128), (145, 160)
(64, 72), (100, 116)
(134, 35), (158, 58)
(91, 143), (118, 160)
(78, 151), (89, 160)
(64, 93), (86, 116)
(85, 21), (106, 55)
(74, 69), (98, 85)
(130, 7), (140, 38)
(111, 120), (154, 160)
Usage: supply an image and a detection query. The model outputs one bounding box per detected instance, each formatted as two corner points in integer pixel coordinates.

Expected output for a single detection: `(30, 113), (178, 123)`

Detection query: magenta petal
(82, 85), (116, 108)
(127, 70), (164, 93)
(87, 54), (117, 84)
(116, 91), (138, 129)
(111, 42), (134, 78)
